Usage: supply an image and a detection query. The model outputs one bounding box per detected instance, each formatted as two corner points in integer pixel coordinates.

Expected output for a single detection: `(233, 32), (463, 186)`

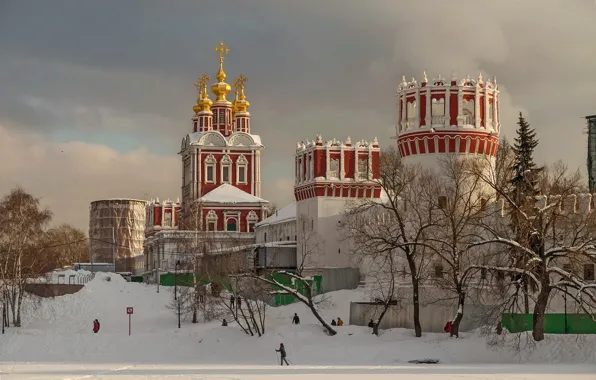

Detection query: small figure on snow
(292, 313), (300, 325)
(230, 295), (235, 307)
(237, 297), (242, 308)
(444, 321), (452, 334)
(222, 318), (228, 326)
(337, 317), (343, 326)
(331, 319), (337, 326)
(368, 319), (374, 328)
(275, 343), (289, 366)
(92, 319), (100, 334)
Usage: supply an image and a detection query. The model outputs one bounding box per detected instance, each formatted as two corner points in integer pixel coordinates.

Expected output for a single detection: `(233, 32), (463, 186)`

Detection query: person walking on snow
(92, 319), (100, 333)
(275, 343), (289, 366)
(292, 313), (300, 325)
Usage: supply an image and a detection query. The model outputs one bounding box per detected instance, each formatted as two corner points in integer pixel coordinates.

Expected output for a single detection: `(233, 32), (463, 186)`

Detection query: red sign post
(126, 307), (133, 335)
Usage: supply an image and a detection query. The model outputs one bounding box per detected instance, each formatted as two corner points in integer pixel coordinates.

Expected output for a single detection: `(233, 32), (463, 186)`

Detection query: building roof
(198, 184), (269, 204)
(255, 202), (296, 228)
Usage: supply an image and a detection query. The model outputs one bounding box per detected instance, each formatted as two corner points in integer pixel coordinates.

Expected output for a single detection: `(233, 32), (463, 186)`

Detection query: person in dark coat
(368, 319), (374, 328)
(93, 319), (100, 333)
(230, 295), (235, 307)
(292, 313), (300, 325)
(222, 318), (228, 326)
(275, 343), (289, 366)
(331, 319), (336, 326)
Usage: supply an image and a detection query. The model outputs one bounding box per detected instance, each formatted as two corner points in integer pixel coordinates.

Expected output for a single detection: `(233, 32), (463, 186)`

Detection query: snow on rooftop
(255, 202), (296, 228)
(198, 184), (269, 204)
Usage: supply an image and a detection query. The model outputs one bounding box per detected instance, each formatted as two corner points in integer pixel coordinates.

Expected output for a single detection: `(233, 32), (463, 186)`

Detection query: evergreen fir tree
(508, 112), (543, 312)
(512, 112), (541, 195)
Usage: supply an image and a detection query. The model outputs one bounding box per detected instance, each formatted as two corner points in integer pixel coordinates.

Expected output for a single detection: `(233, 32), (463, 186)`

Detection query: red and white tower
(395, 72), (500, 170)
(294, 135), (382, 270)
(180, 41), (268, 232)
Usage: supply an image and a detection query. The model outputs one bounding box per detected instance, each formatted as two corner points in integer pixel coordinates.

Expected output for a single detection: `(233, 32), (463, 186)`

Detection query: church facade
(142, 42), (269, 280)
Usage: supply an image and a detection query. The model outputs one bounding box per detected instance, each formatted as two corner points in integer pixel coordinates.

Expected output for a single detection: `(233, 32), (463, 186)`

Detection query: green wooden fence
(154, 272), (322, 306)
(502, 313), (596, 334)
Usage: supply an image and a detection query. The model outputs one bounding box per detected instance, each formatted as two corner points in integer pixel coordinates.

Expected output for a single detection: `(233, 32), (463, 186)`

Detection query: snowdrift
(0, 273), (594, 365)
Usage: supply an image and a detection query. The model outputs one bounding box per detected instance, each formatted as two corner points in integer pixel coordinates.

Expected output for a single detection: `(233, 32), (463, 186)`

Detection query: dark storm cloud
(0, 0), (595, 228)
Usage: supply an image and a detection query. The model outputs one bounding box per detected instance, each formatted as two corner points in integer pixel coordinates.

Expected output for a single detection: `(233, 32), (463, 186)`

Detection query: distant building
(88, 198), (146, 273)
(585, 115), (596, 192)
(253, 202), (297, 273)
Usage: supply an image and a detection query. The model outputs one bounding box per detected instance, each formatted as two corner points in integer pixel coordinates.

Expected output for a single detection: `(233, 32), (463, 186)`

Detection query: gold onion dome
(211, 41), (232, 103)
(233, 73), (249, 113)
(198, 72), (212, 112)
(193, 79), (203, 115)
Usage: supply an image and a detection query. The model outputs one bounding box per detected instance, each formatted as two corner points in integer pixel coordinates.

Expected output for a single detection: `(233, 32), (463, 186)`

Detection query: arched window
(206, 210), (218, 232)
(226, 218), (238, 232)
(463, 99), (474, 125)
(246, 210), (259, 232)
(236, 155), (248, 185)
(204, 154), (217, 183)
(221, 155), (232, 184)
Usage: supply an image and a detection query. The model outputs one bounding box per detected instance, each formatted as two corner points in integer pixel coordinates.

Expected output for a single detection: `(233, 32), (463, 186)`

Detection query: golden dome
(193, 78), (203, 115)
(198, 72), (213, 113)
(193, 101), (201, 115)
(234, 74), (250, 113)
(211, 41), (232, 103)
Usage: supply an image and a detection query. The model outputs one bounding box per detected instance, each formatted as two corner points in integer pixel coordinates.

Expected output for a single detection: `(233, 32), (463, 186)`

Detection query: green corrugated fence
(502, 313), (596, 334)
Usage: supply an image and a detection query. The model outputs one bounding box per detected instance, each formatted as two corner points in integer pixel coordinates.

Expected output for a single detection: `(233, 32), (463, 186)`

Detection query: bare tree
(341, 146), (438, 337)
(471, 160), (596, 341)
(41, 224), (89, 268)
(415, 156), (497, 338)
(250, 215), (337, 335)
(0, 187), (52, 326)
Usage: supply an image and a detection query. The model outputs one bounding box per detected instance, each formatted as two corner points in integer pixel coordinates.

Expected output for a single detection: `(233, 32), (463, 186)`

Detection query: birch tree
(0, 187), (52, 326)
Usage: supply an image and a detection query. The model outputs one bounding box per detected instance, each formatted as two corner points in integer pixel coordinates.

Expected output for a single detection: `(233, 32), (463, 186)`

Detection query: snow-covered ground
(0, 273), (594, 379)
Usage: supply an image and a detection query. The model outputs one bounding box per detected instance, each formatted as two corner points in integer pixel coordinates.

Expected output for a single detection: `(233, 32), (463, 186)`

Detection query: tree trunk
(15, 288), (23, 327)
(523, 278), (530, 314)
(532, 284), (550, 341)
(450, 291), (465, 338)
(372, 302), (392, 336)
(309, 300), (337, 336)
(411, 274), (422, 338)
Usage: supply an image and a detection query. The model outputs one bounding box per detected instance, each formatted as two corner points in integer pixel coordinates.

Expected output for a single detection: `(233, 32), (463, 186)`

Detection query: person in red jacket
(444, 321), (452, 334)
(93, 319), (100, 333)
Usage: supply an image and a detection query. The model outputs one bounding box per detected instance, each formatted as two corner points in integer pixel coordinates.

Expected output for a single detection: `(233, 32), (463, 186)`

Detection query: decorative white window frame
(357, 157), (368, 180)
(246, 210), (259, 232)
(205, 209), (218, 232)
(236, 154), (248, 185)
(220, 154), (232, 184)
(204, 154), (217, 184)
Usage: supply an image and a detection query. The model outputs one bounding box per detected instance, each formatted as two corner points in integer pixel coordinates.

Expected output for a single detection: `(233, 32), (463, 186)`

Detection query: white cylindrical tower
(395, 72), (500, 171)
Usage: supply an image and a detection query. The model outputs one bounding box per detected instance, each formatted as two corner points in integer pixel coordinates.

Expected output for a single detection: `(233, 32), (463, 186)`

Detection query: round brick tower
(395, 72), (500, 171)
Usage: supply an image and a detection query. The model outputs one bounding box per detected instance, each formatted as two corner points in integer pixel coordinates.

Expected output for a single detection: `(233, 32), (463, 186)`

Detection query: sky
(0, 0), (595, 231)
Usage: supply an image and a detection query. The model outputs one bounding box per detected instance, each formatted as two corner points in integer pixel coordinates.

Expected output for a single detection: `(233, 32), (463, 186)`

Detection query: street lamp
(175, 260), (181, 329)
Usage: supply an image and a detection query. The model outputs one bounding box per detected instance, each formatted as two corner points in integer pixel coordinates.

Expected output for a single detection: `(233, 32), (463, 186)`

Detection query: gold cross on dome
(213, 41), (229, 61)
(194, 78), (202, 96)
(199, 72), (211, 88)
(236, 73), (248, 89)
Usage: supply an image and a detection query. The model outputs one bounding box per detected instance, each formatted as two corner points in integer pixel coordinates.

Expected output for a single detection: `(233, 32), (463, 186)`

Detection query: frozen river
(1, 363), (594, 380)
